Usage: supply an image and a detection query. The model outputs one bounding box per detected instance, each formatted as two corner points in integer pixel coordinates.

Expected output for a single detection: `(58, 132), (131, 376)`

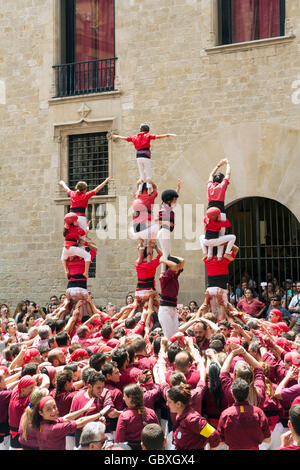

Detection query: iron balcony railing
(52, 57), (117, 98)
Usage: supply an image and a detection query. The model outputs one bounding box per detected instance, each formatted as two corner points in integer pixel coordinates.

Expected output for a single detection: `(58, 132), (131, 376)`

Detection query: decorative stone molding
(205, 34), (295, 55)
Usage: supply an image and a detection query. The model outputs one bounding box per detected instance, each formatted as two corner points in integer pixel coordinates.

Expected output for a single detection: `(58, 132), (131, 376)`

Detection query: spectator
(237, 288), (266, 318)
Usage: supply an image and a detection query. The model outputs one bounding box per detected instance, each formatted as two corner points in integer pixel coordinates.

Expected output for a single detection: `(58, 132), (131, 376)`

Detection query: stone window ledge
(205, 34), (295, 55)
(49, 90), (121, 106)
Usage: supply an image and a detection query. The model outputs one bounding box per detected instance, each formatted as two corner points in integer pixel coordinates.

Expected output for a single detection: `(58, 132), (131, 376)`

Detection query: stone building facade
(0, 0), (300, 309)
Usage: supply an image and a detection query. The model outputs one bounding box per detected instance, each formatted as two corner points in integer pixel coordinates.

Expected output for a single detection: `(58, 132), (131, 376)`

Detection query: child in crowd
(112, 124), (176, 193)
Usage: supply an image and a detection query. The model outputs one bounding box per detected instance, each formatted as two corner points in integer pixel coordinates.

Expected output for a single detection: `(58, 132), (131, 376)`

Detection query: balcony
(52, 57), (117, 98)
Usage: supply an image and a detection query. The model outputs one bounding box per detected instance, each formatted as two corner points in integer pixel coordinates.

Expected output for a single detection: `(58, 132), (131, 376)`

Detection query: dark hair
(87, 370), (105, 387)
(141, 423), (164, 450)
(101, 361), (118, 378)
(167, 343), (182, 364)
(44, 319), (56, 333)
(231, 378), (249, 402)
(81, 367), (95, 385)
(169, 371), (186, 387)
(213, 172), (225, 184)
(210, 332), (226, 346)
(153, 337), (161, 355)
(209, 339), (224, 353)
(21, 363), (38, 377)
(161, 189), (179, 205)
(167, 383), (192, 407)
(208, 362), (222, 409)
(289, 404), (300, 436)
(123, 384), (147, 425)
(126, 345), (135, 364)
(89, 353), (106, 372)
(100, 324), (113, 340)
(55, 331), (69, 346)
(55, 370), (74, 397)
(167, 255), (181, 264)
(111, 347), (128, 369)
(55, 320), (66, 334)
(140, 123), (150, 133)
(64, 362), (78, 373)
(125, 318), (136, 329)
(132, 337), (147, 353)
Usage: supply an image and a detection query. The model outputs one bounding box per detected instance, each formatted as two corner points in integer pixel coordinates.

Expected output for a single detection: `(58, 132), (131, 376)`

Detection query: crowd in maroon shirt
(0, 287), (300, 452)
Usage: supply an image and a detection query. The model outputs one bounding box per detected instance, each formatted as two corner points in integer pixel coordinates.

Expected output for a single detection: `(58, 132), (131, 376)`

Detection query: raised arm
(208, 159), (227, 182)
(112, 134), (128, 141)
(59, 180), (71, 193)
(93, 176), (112, 194)
(225, 159), (231, 181)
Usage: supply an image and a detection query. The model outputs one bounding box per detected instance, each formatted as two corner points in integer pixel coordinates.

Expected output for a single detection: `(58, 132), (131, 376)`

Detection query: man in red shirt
(217, 377), (271, 450)
(112, 124), (176, 193)
(111, 347), (143, 391)
(237, 288), (266, 318)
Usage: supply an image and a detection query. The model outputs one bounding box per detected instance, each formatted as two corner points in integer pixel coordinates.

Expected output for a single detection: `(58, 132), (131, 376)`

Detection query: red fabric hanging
(232, 0), (257, 43)
(75, 0), (115, 92)
(259, 0), (280, 39)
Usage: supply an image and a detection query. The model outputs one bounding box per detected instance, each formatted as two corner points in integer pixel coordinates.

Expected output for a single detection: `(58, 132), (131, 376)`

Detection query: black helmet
(161, 189), (179, 204)
(213, 173), (225, 184)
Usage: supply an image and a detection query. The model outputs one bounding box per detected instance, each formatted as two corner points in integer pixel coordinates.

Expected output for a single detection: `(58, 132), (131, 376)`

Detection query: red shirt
(67, 190), (96, 215)
(207, 178), (230, 203)
(220, 367), (266, 409)
(50, 389), (77, 417)
(135, 255), (160, 291)
(237, 298), (265, 316)
(66, 249), (96, 277)
(218, 401), (270, 450)
(276, 444), (300, 450)
(118, 365), (143, 390)
(0, 389), (12, 425)
(64, 226), (86, 248)
(104, 382), (125, 411)
(70, 388), (114, 417)
(204, 252), (236, 277)
(115, 406), (159, 443)
(174, 405), (220, 450)
(165, 369), (201, 390)
(37, 418), (77, 450)
(133, 354), (156, 371)
(8, 390), (30, 430)
(134, 191), (158, 222)
(126, 132), (156, 150)
(204, 218), (231, 232)
(159, 268), (183, 306)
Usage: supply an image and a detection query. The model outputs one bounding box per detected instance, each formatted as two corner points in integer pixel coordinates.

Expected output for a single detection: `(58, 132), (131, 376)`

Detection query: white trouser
(129, 224), (159, 244)
(199, 234), (236, 258)
(157, 227), (171, 273)
(66, 435), (76, 450)
(61, 246), (91, 262)
(137, 158), (152, 189)
(158, 305), (179, 339)
(206, 287), (228, 317)
(219, 212), (226, 236)
(77, 215), (87, 240)
(259, 422), (285, 450)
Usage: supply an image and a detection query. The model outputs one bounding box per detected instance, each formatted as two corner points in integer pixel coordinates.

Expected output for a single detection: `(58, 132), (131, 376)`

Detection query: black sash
(207, 274), (228, 289)
(208, 200), (225, 213)
(137, 276), (155, 289)
(160, 294), (177, 307)
(70, 206), (86, 214)
(205, 230), (219, 240)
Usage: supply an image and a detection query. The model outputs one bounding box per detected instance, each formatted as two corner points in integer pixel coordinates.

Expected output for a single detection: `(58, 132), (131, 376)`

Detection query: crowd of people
(1, 125), (300, 451)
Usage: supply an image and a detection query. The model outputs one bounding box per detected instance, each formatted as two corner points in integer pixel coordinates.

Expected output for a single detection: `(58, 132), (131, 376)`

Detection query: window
(68, 132), (109, 193)
(54, 0), (116, 97)
(226, 197), (300, 293)
(218, 0), (285, 45)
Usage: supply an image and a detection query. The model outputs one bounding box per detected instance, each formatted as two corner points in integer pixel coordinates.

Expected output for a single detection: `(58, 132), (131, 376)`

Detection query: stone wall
(0, 0), (300, 310)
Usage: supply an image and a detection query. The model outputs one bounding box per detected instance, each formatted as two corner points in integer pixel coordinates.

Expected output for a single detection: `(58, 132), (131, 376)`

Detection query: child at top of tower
(112, 123), (176, 193)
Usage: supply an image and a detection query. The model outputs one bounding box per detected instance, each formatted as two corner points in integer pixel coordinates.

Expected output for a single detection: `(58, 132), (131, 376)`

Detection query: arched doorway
(226, 197), (300, 295)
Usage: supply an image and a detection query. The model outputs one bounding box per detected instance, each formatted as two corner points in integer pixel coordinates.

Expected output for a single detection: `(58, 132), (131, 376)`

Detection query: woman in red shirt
(166, 383), (220, 450)
(31, 395), (102, 450)
(115, 383), (159, 450)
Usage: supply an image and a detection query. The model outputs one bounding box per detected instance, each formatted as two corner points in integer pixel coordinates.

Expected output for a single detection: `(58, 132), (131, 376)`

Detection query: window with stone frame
(218, 0), (286, 45)
(68, 132), (109, 194)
